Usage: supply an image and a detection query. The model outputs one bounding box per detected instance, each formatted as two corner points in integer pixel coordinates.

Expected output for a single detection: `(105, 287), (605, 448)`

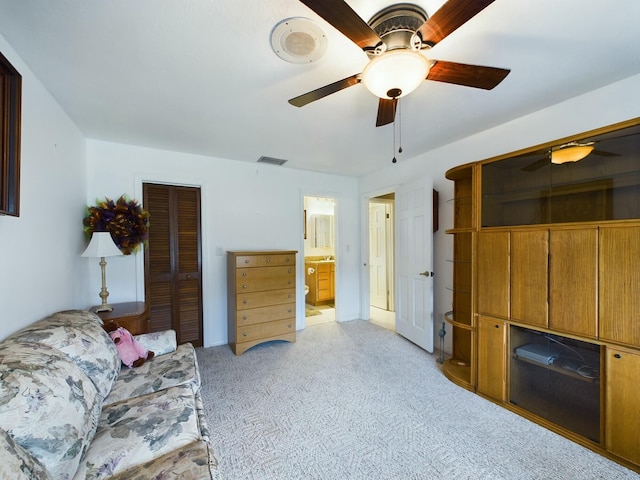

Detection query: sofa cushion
(134, 329), (177, 356)
(0, 341), (102, 479)
(103, 343), (200, 406)
(6, 310), (120, 400)
(109, 440), (219, 480)
(0, 428), (52, 480)
(74, 384), (203, 479)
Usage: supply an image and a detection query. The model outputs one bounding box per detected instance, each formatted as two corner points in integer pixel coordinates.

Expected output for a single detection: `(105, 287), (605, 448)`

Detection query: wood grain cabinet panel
(549, 228), (598, 338)
(228, 251), (297, 355)
(477, 315), (507, 402)
(511, 230), (548, 327)
(600, 226), (640, 347)
(606, 346), (640, 466)
(477, 231), (509, 318)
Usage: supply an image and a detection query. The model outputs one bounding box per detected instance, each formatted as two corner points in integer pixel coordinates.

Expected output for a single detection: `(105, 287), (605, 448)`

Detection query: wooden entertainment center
(444, 118), (640, 472)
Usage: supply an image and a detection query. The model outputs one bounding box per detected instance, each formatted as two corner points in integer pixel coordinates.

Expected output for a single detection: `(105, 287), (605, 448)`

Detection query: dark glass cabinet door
(482, 123), (640, 227)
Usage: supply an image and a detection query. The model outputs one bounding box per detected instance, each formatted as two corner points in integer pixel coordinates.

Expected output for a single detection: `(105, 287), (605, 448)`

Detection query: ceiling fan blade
(298, 0), (382, 49)
(593, 149), (621, 157)
(417, 0), (496, 46)
(288, 74), (361, 107)
(427, 60), (510, 90)
(376, 98), (397, 127)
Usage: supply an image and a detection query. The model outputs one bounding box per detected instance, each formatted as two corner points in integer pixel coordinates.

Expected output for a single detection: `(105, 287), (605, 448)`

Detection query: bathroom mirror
(312, 214), (334, 248)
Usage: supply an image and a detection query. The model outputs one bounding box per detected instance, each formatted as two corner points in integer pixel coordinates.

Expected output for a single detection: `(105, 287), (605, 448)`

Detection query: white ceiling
(1, 0), (639, 177)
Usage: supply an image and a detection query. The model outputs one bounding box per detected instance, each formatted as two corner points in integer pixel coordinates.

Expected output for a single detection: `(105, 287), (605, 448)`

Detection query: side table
(94, 301), (149, 335)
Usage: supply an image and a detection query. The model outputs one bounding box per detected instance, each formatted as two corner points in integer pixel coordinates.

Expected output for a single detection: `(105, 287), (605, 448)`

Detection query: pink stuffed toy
(105, 322), (154, 368)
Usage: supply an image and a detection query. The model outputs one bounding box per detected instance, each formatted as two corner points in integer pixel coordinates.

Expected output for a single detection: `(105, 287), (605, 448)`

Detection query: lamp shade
(82, 232), (123, 258)
(551, 144), (595, 164)
(362, 50), (430, 99)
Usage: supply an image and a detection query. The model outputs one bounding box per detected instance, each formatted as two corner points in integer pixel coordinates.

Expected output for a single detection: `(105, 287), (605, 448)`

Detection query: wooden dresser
(227, 250), (297, 355)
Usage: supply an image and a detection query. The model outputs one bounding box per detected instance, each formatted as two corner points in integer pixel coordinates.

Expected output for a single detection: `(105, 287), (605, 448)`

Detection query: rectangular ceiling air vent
(257, 156), (287, 166)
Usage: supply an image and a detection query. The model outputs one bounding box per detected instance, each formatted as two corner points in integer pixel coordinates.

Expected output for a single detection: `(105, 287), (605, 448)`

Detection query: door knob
(419, 271), (434, 277)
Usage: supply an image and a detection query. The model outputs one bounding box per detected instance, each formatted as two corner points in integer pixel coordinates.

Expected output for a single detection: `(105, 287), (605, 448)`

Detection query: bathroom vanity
(305, 259), (335, 306)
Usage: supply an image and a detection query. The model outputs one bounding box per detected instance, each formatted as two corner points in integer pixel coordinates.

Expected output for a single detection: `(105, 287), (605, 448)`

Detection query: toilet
(304, 285), (310, 296)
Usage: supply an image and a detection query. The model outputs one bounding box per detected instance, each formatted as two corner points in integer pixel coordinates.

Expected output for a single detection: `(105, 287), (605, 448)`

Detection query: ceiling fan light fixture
(551, 144), (595, 164)
(362, 50), (430, 99)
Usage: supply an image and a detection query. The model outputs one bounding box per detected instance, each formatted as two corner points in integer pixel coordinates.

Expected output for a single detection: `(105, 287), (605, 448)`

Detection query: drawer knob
(243, 299), (248, 304)
(288, 294), (292, 298)
(288, 281), (292, 285)
(242, 272), (247, 277)
(288, 309), (292, 313)
(243, 284), (247, 289)
(244, 259), (249, 263)
(614, 353), (622, 359)
(288, 269), (292, 273)
(266, 258), (271, 263)
(242, 315), (247, 320)
(243, 332), (247, 337)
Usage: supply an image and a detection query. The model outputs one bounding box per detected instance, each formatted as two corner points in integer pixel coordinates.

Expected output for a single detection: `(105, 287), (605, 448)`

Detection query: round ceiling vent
(270, 17), (328, 64)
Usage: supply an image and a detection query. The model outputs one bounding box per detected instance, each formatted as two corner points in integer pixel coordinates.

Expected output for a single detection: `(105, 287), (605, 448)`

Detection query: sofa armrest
(0, 428), (53, 480)
(134, 330), (177, 356)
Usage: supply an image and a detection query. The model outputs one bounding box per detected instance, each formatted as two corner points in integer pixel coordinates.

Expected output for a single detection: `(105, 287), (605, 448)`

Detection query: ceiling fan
(521, 136), (635, 172)
(288, 0), (511, 127)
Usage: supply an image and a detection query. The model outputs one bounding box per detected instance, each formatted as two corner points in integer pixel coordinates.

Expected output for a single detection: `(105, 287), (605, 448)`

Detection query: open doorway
(369, 194), (395, 331)
(303, 196), (336, 326)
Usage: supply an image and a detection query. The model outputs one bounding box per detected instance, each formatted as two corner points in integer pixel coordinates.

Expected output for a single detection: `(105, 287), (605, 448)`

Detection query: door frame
(300, 191), (339, 327)
(360, 186), (400, 320)
(369, 197), (395, 311)
(134, 173), (210, 342)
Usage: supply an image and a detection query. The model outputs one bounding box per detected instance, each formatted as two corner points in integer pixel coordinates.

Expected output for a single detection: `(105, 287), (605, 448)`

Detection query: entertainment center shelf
(512, 355), (599, 384)
(443, 118), (640, 473)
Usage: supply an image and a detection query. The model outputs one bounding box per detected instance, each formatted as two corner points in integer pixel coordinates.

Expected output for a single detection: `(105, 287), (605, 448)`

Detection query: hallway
(306, 305), (395, 331)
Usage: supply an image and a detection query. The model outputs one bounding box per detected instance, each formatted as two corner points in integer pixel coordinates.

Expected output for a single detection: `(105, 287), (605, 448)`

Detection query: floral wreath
(83, 195), (150, 255)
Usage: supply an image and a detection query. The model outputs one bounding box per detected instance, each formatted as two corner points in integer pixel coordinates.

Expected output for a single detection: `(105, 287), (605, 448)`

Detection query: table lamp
(82, 231), (123, 312)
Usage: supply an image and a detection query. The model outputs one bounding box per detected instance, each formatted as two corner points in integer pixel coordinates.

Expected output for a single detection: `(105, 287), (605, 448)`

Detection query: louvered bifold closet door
(144, 185), (174, 332)
(143, 183), (203, 346)
(175, 187), (203, 346)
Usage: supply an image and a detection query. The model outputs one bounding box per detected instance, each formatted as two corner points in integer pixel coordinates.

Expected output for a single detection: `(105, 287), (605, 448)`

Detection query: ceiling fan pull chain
(398, 99), (403, 154)
(392, 113), (397, 164)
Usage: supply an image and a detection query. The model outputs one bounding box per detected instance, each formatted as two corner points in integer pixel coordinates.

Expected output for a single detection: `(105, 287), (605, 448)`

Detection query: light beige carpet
(196, 320), (639, 479)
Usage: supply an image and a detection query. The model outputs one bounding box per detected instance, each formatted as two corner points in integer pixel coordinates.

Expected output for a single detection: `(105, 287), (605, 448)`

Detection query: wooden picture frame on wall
(0, 51), (22, 217)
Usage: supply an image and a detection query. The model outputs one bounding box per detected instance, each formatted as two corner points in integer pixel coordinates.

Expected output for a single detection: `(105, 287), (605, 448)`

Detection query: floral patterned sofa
(0, 310), (220, 480)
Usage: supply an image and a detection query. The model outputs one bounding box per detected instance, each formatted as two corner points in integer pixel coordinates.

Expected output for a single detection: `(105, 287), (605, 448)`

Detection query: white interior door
(395, 177), (434, 352)
(369, 202), (388, 309)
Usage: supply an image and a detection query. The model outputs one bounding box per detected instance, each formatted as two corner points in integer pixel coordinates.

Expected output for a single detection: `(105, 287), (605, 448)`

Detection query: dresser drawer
(236, 276), (295, 293)
(236, 302), (295, 327)
(256, 254), (295, 267)
(235, 253), (296, 268)
(237, 288), (295, 310)
(236, 318), (294, 343)
(236, 265), (295, 286)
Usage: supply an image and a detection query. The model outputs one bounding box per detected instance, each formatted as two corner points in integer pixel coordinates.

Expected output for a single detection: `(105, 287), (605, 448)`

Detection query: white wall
(85, 140), (361, 347)
(0, 34), (88, 340)
(359, 73), (640, 354)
